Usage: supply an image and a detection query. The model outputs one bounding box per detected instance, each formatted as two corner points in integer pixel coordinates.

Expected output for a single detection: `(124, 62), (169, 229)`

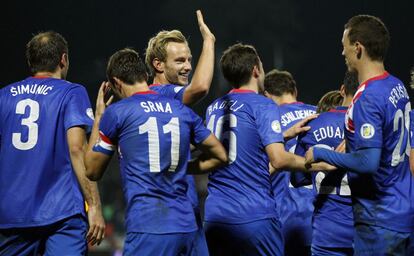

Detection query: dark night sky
(2, 0), (414, 115)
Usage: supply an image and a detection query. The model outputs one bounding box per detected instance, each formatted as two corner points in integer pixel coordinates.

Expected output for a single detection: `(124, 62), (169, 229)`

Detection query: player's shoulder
(149, 83), (184, 93)
(302, 103), (317, 111)
(364, 73), (404, 95)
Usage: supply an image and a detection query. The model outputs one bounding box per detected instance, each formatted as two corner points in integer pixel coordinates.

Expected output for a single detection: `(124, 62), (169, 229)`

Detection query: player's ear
(59, 53), (69, 69)
(152, 58), (164, 73)
(252, 65), (260, 78)
(355, 42), (363, 59)
(340, 84), (346, 97)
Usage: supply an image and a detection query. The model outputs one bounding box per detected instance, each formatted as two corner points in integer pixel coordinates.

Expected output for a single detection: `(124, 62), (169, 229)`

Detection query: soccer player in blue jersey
(263, 69), (316, 256)
(85, 48), (227, 256)
(305, 15), (414, 255)
(204, 43), (331, 256)
(145, 10), (214, 105)
(0, 31), (105, 255)
(145, 10), (215, 255)
(293, 71), (359, 256)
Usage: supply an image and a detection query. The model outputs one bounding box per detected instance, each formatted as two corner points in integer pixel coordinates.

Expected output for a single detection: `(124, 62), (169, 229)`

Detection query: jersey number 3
(13, 99), (39, 150)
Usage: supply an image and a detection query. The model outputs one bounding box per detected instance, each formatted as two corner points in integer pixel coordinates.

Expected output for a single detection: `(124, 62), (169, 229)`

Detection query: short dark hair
(106, 48), (148, 85)
(220, 43), (260, 88)
(26, 31), (68, 74)
(344, 15), (390, 61)
(343, 71), (359, 96)
(317, 90), (343, 113)
(264, 69), (297, 96)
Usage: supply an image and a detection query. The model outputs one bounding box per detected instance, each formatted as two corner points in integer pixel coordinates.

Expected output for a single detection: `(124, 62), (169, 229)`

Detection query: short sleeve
(256, 101), (284, 147)
(64, 86), (94, 132)
(92, 106), (119, 155)
(189, 109), (211, 145)
(352, 91), (383, 149)
(151, 84), (186, 102)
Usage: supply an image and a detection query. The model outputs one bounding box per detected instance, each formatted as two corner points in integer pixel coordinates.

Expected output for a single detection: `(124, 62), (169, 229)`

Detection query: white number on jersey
(12, 99), (39, 150)
(391, 102), (411, 166)
(139, 117), (180, 172)
(313, 144), (351, 196)
(207, 114), (237, 164)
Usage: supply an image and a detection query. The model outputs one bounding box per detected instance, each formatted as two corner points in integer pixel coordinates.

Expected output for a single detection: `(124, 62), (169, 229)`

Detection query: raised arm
(85, 82), (114, 181)
(182, 10), (215, 105)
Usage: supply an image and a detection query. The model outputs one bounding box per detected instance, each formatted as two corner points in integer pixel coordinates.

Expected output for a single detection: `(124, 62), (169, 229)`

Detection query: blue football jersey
(345, 72), (414, 232)
(204, 89), (284, 223)
(0, 76), (93, 228)
(271, 102), (316, 246)
(295, 106), (354, 248)
(93, 91), (211, 234)
(148, 84), (199, 210)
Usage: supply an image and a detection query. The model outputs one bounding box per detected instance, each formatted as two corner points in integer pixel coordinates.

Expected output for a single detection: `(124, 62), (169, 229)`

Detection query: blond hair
(145, 30), (188, 76)
(317, 90), (343, 113)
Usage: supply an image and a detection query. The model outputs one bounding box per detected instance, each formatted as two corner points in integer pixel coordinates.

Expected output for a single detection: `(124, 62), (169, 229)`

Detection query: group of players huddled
(0, 10), (413, 256)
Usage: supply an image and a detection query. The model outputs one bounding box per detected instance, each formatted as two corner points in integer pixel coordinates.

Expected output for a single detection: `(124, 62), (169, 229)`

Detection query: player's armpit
(187, 134), (228, 174)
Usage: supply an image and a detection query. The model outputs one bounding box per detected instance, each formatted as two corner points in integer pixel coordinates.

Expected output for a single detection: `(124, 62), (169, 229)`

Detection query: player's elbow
(218, 153), (229, 167)
(269, 157), (288, 172)
(68, 144), (84, 159)
(84, 154), (103, 181)
(85, 164), (102, 181)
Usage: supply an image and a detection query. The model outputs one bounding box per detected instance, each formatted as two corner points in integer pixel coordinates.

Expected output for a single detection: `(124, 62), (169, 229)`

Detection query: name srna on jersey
(10, 84), (54, 96)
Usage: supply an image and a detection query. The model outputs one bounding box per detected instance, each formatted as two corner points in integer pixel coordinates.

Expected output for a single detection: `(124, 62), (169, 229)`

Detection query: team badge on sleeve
(86, 108), (94, 120)
(174, 86), (184, 93)
(361, 123), (375, 139)
(271, 120), (282, 133)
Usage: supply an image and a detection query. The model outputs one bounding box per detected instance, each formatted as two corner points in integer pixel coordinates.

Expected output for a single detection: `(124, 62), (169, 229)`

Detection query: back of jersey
(295, 107), (354, 248)
(96, 91), (210, 234)
(345, 73), (414, 232)
(0, 76), (93, 228)
(204, 89), (284, 224)
(272, 102), (316, 213)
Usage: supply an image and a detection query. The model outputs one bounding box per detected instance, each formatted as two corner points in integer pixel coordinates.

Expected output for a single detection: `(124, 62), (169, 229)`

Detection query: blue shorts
(0, 214), (87, 256)
(204, 218), (283, 256)
(354, 224), (410, 256)
(311, 244), (353, 256)
(123, 231), (199, 256)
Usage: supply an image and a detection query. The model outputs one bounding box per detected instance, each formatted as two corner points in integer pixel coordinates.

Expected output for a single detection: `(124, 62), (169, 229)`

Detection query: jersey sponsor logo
(86, 108), (94, 120)
(271, 120), (282, 133)
(361, 123), (375, 139)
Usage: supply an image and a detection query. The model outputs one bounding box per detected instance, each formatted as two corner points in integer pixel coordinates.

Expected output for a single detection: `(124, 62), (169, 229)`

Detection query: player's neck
(274, 94), (297, 105)
(342, 96), (353, 107)
(238, 84), (258, 93)
(357, 61), (385, 85)
(33, 71), (62, 79)
(152, 74), (169, 85)
(124, 82), (150, 97)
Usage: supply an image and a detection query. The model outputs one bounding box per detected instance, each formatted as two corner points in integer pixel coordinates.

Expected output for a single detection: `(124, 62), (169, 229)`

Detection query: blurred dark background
(2, 0), (414, 254)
